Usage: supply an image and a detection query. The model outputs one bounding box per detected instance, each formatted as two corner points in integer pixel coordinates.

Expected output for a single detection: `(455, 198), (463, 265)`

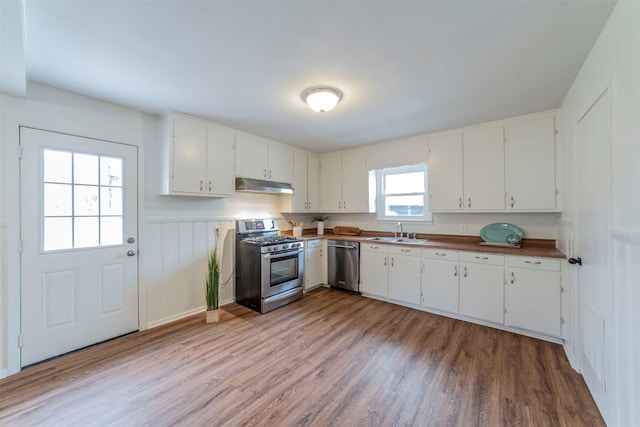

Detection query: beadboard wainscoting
(142, 219), (236, 329)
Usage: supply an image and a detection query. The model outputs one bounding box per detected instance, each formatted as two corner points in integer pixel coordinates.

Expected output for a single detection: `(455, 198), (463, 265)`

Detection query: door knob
(568, 257), (582, 266)
(127, 250), (136, 257)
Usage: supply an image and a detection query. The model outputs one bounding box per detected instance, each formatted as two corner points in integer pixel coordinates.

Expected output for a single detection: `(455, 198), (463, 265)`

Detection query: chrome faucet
(396, 222), (404, 239)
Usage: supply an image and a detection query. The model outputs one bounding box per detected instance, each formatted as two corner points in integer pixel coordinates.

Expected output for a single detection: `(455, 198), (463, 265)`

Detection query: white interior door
(576, 89), (610, 417)
(20, 127), (139, 366)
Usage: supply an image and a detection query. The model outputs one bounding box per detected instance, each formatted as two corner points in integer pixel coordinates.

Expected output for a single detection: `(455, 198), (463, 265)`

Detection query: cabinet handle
(269, 169), (272, 178)
(338, 201), (342, 209)
(200, 180), (204, 191)
(524, 260), (542, 265)
(263, 169), (267, 178)
(510, 196), (515, 208)
(391, 257), (394, 267)
(510, 271), (515, 284)
(468, 197), (472, 208)
(401, 249), (410, 253)
(384, 256), (387, 266)
(208, 181), (212, 192)
(435, 252), (447, 257)
(463, 266), (467, 277)
(475, 256), (489, 260)
(343, 201), (347, 210)
(454, 265), (458, 277)
(458, 197), (462, 208)
(308, 201), (311, 210)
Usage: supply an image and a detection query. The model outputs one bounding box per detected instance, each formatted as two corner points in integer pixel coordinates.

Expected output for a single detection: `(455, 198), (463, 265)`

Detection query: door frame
(2, 101), (147, 377)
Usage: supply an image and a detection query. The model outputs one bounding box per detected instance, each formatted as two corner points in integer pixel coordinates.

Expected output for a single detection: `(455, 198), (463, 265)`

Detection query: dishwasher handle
(328, 244), (358, 249)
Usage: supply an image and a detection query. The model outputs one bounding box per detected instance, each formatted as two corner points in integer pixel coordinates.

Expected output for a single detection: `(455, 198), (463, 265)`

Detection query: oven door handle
(263, 249), (304, 259)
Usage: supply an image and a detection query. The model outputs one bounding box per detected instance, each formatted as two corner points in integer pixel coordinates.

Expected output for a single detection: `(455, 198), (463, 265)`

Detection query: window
(42, 148), (124, 251)
(370, 164), (431, 222)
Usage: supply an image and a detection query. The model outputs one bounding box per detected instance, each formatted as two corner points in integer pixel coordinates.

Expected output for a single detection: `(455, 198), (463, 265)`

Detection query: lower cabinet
(421, 249), (459, 314)
(305, 239), (324, 291)
(459, 252), (505, 324)
(387, 246), (422, 305)
(360, 244), (389, 297)
(505, 256), (561, 337)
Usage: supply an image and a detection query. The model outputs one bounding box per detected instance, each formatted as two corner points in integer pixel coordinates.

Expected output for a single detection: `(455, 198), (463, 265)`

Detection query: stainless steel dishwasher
(327, 239), (360, 293)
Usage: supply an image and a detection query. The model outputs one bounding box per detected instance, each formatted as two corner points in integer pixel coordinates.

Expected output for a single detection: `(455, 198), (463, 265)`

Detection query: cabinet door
(505, 268), (561, 336)
(459, 262), (504, 324)
(360, 248), (388, 297)
(172, 115), (207, 194)
(505, 115), (556, 210)
(422, 259), (459, 313)
(305, 242), (324, 290)
(268, 143), (293, 184)
(292, 151), (309, 212)
(307, 154), (320, 212)
(206, 125), (235, 196)
(428, 132), (463, 211)
(235, 134), (268, 180)
(320, 153), (343, 211)
(463, 125), (505, 210)
(341, 151), (368, 212)
(388, 251), (421, 305)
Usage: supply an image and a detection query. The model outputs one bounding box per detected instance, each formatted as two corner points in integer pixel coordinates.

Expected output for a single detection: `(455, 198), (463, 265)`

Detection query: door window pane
(44, 183), (72, 216)
(43, 150), (72, 183)
(74, 217), (100, 248)
(100, 187), (122, 215)
(101, 217), (123, 246)
(74, 185), (99, 216)
(100, 157), (122, 187)
(73, 153), (99, 185)
(44, 218), (73, 251)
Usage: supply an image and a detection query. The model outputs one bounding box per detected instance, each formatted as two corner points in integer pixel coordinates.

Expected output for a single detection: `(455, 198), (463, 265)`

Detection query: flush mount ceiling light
(301, 86), (343, 113)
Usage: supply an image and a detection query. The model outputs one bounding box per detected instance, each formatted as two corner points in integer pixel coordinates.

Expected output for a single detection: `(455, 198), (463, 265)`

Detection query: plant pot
(317, 221), (324, 235)
(206, 309), (220, 323)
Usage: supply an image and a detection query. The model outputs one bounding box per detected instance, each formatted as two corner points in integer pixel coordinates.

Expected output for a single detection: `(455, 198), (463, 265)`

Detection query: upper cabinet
(504, 115), (557, 210)
(428, 111), (557, 212)
(320, 150), (368, 212)
(292, 150), (319, 212)
(158, 112), (235, 197)
(235, 134), (293, 184)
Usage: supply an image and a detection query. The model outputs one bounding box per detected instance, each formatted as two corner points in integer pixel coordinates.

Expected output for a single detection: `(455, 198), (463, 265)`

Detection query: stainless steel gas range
(235, 218), (304, 313)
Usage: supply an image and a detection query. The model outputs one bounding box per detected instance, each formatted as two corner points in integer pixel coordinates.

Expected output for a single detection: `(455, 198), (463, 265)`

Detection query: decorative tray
(333, 226), (361, 236)
(479, 223), (524, 246)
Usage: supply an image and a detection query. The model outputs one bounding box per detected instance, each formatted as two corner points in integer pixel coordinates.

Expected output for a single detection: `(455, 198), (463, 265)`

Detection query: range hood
(235, 177), (294, 195)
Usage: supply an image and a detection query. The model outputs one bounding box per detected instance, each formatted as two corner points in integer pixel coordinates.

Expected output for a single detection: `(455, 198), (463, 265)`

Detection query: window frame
(372, 163), (432, 223)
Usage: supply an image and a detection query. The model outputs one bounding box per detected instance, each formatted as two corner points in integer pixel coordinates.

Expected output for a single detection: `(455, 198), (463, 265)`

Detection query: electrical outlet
(459, 224), (467, 233)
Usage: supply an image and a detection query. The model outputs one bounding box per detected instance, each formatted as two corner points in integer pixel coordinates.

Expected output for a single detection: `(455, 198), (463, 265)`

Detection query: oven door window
(270, 254), (299, 287)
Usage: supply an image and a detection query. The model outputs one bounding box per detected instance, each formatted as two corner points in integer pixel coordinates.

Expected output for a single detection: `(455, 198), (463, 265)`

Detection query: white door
(576, 89), (610, 416)
(20, 127), (139, 366)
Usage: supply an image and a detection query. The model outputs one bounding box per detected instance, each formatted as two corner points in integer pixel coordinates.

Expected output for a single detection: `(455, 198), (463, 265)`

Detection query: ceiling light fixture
(301, 86), (343, 113)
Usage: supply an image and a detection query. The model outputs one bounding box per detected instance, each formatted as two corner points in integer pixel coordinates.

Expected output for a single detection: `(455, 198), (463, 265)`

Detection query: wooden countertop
(286, 230), (566, 259)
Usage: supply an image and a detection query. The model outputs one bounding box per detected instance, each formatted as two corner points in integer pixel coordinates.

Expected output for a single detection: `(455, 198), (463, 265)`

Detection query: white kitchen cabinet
(459, 252), (505, 324)
(235, 134), (293, 184)
(505, 256), (561, 336)
(320, 150), (368, 212)
(463, 125), (505, 210)
(387, 246), (422, 305)
(421, 249), (459, 314)
(159, 112), (235, 197)
(305, 239), (324, 291)
(360, 244), (389, 298)
(292, 151), (319, 212)
(428, 132), (463, 211)
(505, 114), (557, 210)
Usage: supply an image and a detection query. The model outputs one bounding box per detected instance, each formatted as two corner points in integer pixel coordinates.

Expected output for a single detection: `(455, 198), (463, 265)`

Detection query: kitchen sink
(365, 236), (428, 245)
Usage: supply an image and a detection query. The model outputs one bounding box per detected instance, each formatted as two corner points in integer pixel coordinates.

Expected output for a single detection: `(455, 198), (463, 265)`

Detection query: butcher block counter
(284, 229), (565, 259)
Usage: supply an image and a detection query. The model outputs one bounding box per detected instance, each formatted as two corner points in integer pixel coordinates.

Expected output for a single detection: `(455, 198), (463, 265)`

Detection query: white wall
(559, 1), (640, 425)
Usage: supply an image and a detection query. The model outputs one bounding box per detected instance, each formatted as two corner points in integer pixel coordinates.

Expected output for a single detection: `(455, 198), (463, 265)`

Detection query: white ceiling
(20, 0), (616, 153)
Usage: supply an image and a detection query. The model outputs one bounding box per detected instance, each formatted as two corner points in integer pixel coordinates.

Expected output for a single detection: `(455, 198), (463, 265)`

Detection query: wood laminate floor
(0, 287), (604, 426)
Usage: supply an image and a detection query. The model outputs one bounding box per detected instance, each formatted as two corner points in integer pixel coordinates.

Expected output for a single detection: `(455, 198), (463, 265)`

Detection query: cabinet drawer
(422, 249), (459, 261)
(460, 252), (504, 266)
(361, 243), (389, 253)
(389, 245), (421, 257)
(306, 239), (322, 249)
(506, 256), (560, 272)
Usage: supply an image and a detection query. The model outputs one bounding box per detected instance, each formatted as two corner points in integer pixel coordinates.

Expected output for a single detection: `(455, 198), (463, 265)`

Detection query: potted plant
(205, 235), (220, 323)
(312, 214), (329, 235)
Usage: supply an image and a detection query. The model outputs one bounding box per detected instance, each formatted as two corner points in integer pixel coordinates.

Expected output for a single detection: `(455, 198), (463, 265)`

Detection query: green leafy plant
(205, 236), (220, 311)
(312, 214), (329, 222)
